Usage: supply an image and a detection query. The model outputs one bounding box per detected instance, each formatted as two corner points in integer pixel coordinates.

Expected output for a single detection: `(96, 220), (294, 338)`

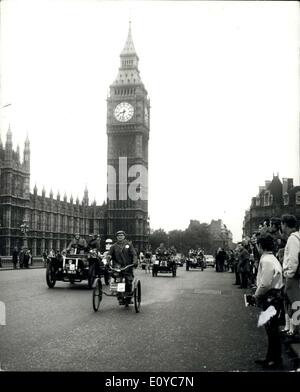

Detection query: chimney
(287, 178), (294, 192)
(282, 178), (289, 195)
(259, 186), (266, 194)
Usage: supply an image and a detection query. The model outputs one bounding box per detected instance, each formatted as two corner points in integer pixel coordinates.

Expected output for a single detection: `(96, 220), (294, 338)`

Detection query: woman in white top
(253, 233), (283, 369)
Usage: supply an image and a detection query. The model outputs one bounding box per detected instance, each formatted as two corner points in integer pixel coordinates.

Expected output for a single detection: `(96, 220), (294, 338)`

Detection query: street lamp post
(20, 220), (29, 249)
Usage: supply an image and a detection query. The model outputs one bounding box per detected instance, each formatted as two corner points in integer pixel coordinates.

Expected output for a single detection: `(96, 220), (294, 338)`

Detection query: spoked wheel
(92, 278), (102, 312)
(46, 260), (56, 288)
(134, 280), (141, 313)
(88, 263), (96, 289)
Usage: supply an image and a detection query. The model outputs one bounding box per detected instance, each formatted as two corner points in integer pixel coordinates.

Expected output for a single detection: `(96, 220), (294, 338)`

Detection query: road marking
(193, 289), (221, 295)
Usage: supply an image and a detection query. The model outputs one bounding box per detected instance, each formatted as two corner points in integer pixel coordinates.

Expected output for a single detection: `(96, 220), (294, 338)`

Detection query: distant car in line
(204, 255), (215, 268)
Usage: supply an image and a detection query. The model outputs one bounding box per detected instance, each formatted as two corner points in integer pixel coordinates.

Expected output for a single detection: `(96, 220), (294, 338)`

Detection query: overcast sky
(0, 0), (299, 242)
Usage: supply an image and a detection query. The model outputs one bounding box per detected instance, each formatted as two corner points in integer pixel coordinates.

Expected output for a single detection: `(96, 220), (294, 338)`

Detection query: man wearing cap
(87, 234), (101, 253)
(107, 231), (138, 303)
(67, 233), (88, 254)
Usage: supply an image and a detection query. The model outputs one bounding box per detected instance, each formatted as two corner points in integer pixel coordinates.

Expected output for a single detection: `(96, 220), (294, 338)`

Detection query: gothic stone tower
(106, 23), (150, 251)
(0, 127), (30, 255)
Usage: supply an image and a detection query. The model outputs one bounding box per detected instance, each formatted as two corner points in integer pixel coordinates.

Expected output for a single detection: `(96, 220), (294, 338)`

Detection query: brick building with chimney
(243, 174), (300, 237)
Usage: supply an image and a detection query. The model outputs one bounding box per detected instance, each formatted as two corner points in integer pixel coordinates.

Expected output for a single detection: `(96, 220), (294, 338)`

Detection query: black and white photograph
(0, 0), (300, 380)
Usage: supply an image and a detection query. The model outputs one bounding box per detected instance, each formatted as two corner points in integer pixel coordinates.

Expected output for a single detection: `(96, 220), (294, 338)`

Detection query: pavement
(0, 266), (299, 372)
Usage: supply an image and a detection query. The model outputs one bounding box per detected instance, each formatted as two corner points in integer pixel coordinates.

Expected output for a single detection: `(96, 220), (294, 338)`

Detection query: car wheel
(46, 260), (56, 288)
(92, 278), (102, 312)
(134, 280), (141, 313)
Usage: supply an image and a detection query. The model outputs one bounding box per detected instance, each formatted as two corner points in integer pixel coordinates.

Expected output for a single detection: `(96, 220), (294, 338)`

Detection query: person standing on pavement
(252, 233), (284, 369)
(19, 248), (25, 268)
(238, 240), (250, 289)
(215, 248), (225, 272)
(281, 214), (300, 337)
(270, 217), (283, 255)
(23, 249), (30, 268)
(12, 247), (19, 269)
(107, 231), (138, 304)
(233, 244), (242, 285)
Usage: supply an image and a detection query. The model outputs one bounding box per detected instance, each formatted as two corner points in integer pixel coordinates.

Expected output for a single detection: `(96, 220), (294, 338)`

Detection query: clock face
(114, 102), (134, 122)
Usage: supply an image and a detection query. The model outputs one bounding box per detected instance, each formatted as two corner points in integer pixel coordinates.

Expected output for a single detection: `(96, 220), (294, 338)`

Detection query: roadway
(0, 265), (288, 371)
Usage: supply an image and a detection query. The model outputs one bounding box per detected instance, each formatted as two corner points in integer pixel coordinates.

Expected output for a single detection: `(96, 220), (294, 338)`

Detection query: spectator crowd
(232, 214), (300, 369)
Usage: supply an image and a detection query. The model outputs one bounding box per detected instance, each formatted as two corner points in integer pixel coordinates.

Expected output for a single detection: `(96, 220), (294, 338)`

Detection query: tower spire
(113, 21), (142, 86)
(121, 21), (137, 56)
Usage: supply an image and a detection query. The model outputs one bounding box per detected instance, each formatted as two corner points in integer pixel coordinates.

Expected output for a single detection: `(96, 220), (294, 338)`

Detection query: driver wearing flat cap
(107, 230), (138, 302)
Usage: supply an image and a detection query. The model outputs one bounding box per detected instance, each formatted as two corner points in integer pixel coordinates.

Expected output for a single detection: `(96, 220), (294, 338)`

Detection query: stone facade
(209, 219), (233, 250)
(0, 130), (107, 256)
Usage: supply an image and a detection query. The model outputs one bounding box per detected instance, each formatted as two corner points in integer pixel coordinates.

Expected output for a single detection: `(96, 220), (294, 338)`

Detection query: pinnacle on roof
(6, 124), (12, 146)
(7, 124), (12, 136)
(25, 133), (30, 149)
(121, 21), (137, 56)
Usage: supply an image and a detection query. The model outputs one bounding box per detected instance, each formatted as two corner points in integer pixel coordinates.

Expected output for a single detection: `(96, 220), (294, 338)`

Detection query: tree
(149, 220), (215, 255)
(149, 228), (168, 251)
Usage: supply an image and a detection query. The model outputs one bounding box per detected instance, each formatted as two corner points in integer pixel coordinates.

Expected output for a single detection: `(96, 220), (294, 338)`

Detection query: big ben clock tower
(106, 22), (150, 251)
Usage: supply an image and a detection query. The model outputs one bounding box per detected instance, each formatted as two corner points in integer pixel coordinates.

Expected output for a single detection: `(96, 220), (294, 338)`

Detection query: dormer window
(256, 197), (260, 207)
(283, 192), (289, 206)
(296, 191), (300, 205)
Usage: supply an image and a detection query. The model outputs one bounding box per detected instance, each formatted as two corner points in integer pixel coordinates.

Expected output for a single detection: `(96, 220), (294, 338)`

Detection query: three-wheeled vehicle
(92, 264), (141, 313)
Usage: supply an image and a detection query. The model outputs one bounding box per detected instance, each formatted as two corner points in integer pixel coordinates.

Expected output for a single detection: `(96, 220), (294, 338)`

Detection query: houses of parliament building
(0, 23), (150, 256)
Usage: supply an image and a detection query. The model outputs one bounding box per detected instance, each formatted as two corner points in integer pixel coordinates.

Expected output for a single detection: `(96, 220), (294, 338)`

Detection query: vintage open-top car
(152, 252), (177, 277)
(46, 250), (110, 289)
(186, 254), (206, 271)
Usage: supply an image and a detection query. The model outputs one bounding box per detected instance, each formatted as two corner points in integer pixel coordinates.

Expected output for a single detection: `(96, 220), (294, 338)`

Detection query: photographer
(250, 233), (283, 369)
